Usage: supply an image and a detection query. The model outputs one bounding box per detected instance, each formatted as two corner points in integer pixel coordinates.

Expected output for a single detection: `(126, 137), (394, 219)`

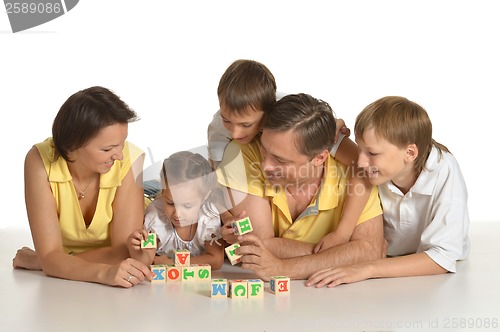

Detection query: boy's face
(220, 105), (264, 145)
(356, 128), (415, 187)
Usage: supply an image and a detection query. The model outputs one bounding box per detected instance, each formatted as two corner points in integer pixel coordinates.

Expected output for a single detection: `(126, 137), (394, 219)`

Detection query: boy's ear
(312, 150), (329, 166)
(404, 144), (418, 163)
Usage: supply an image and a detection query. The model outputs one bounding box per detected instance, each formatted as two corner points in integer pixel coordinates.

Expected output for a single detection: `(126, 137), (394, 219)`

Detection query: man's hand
(236, 233), (285, 281)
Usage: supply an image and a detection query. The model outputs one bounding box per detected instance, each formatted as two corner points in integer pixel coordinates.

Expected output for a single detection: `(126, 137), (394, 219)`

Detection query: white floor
(1, 222), (499, 332)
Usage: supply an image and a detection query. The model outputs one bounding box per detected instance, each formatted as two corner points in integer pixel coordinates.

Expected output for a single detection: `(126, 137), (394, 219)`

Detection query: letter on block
(270, 276), (290, 295)
(182, 266), (197, 282)
(150, 264), (166, 283)
(141, 233), (157, 249)
(174, 249), (190, 266)
(224, 243), (242, 265)
(196, 264), (212, 281)
(229, 279), (248, 299)
(211, 279), (228, 298)
(166, 265), (182, 282)
(247, 279), (264, 298)
(231, 217), (253, 236)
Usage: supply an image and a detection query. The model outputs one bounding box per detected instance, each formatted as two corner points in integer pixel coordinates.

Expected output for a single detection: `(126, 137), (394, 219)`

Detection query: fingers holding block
(224, 243), (242, 265)
(231, 217), (253, 236)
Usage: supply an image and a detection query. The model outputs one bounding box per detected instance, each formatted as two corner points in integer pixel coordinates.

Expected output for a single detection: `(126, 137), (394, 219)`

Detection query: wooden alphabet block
(174, 249), (190, 266)
(141, 233), (157, 249)
(195, 264), (212, 281)
(270, 276), (290, 295)
(247, 279), (264, 298)
(166, 265), (182, 282)
(229, 279), (248, 299)
(224, 243), (242, 265)
(150, 264), (166, 283)
(182, 266), (197, 282)
(231, 217), (253, 235)
(211, 279), (228, 298)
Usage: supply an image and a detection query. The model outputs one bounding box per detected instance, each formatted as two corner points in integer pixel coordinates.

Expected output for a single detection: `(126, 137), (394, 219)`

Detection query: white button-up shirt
(380, 147), (470, 272)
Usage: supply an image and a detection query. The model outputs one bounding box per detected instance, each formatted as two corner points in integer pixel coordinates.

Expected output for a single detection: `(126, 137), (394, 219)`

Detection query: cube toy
(150, 265), (166, 283)
(182, 266), (197, 282)
(270, 276), (290, 295)
(195, 264), (212, 281)
(231, 217), (253, 235)
(141, 233), (157, 249)
(166, 265), (182, 282)
(247, 279), (264, 298)
(229, 279), (248, 299)
(224, 243), (242, 265)
(211, 279), (228, 298)
(174, 249), (190, 266)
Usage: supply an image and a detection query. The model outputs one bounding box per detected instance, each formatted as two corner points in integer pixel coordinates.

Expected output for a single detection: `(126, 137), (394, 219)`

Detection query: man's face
(259, 129), (320, 190)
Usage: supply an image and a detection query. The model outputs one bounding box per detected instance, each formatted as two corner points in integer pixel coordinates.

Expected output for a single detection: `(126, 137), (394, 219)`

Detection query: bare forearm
(190, 253), (224, 270)
(129, 249), (155, 266)
(263, 237), (314, 259)
(40, 251), (109, 283)
(75, 245), (129, 265)
(369, 252), (448, 279)
(281, 239), (380, 279)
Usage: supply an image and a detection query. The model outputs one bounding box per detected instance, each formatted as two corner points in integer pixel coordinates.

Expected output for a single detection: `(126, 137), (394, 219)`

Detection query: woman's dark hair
(52, 86), (138, 161)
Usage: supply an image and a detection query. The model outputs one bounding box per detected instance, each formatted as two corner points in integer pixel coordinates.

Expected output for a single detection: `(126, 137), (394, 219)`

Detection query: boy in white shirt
(306, 96), (470, 287)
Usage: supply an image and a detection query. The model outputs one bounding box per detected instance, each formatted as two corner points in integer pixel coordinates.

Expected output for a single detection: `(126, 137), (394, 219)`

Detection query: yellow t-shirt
(35, 138), (144, 253)
(217, 139), (382, 243)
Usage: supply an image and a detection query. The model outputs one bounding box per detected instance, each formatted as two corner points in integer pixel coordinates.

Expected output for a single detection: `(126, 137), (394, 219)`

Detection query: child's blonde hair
(355, 96), (449, 175)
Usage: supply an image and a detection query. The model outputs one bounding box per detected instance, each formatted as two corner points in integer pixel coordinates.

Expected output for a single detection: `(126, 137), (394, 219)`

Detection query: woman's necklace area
(73, 175), (96, 200)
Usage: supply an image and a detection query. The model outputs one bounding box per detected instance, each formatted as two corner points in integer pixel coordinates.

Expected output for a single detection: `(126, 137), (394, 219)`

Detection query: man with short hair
(217, 93), (384, 280)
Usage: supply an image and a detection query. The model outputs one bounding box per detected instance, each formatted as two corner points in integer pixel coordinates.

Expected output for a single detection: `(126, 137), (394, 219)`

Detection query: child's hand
(313, 231), (351, 254)
(335, 118), (351, 142)
(221, 211), (247, 244)
(127, 229), (149, 253)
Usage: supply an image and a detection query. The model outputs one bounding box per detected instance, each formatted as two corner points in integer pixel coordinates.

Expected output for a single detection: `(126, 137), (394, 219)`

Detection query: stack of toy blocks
(224, 217), (253, 265)
(142, 234), (212, 283)
(211, 278), (264, 299)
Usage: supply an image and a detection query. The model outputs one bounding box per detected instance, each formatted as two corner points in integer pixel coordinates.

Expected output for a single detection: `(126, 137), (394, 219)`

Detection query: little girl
(128, 151), (224, 270)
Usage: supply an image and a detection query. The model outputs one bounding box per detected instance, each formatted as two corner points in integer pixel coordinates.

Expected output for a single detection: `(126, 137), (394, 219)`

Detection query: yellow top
(35, 138), (144, 253)
(217, 140), (382, 243)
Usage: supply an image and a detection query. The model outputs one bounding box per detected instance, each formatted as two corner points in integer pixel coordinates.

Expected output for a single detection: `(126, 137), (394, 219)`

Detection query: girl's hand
(127, 229), (149, 253)
(221, 211), (247, 244)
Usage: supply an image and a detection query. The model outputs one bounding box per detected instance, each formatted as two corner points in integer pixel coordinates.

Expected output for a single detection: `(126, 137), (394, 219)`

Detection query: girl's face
(70, 123), (128, 173)
(162, 178), (207, 228)
(220, 105), (265, 145)
(356, 128), (417, 191)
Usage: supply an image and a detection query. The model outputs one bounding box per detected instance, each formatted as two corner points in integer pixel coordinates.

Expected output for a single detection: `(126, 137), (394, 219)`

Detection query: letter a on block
(174, 249), (190, 266)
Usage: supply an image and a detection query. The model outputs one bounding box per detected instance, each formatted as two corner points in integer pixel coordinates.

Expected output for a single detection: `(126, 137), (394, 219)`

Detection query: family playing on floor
(12, 59), (470, 288)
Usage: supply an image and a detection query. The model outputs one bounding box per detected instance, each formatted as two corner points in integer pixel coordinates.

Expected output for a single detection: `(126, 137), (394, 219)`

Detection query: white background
(1, 0), (498, 229)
